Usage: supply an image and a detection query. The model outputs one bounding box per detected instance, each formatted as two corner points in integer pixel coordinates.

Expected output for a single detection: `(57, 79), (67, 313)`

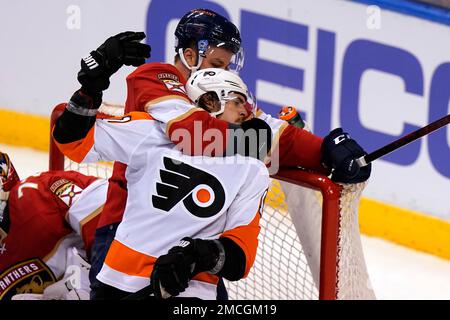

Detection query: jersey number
(17, 183), (39, 198)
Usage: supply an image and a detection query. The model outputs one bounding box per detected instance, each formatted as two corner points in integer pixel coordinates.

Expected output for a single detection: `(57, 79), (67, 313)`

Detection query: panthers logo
(0, 258), (56, 300)
(15, 275), (53, 294)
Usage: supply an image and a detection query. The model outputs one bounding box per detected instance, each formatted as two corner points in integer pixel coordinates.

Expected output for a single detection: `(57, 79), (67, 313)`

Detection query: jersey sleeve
(220, 162), (270, 278)
(65, 178), (108, 252)
(125, 63), (230, 156)
(53, 112), (155, 167)
(126, 62), (199, 127)
(125, 62), (191, 113)
(256, 108), (327, 173)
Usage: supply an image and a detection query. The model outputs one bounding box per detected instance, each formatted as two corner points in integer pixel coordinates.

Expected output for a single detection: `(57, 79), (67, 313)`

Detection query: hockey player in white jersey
(53, 68), (272, 300)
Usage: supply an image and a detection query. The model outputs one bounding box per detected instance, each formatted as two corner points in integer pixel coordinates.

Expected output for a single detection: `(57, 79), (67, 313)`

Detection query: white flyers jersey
(56, 112), (270, 299)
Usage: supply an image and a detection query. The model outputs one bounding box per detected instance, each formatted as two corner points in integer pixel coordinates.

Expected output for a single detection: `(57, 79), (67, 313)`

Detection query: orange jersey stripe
(220, 213), (261, 278)
(104, 239), (218, 284)
(53, 125), (95, 163)
(101, 111), (154, 122)
(105, 239), (156, 277)
(125, 111), (154, 121)
(53, 112), (154, 163)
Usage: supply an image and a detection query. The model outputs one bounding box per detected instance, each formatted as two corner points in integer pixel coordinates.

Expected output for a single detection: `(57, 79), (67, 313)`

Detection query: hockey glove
(234, 118), (272, 161)
(78, 31), (151, 93)
(150, 237), (224, 299)
(321, 128), (371, 183)
(11, 247), (91, 300)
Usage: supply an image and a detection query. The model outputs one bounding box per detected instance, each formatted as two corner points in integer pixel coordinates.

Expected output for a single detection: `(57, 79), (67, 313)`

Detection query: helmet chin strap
(178, 48), (204, 75)
(209, 100), (226, 117)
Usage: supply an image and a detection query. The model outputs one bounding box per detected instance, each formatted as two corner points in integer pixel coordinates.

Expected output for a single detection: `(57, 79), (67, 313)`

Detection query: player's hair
(197, 91), (220, 113)
(173, 40), (197, 63)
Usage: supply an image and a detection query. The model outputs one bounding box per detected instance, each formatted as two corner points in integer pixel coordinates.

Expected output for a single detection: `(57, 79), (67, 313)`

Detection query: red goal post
(49, 103), (374, 300)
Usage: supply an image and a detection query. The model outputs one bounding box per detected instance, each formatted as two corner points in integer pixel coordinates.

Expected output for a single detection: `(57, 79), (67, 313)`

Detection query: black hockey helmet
(175, 8), (241, 55)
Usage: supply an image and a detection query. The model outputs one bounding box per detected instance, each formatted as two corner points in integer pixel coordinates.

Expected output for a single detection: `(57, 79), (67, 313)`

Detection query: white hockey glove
(11, 247), (91, 300)
(44, 247), (91, 300)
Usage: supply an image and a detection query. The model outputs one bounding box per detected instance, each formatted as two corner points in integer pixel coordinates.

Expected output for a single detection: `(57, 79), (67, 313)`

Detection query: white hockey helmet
(186, 68), (255, 117)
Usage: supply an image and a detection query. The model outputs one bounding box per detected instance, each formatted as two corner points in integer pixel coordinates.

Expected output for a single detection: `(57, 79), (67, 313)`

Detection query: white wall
(0, 0), (149, 113)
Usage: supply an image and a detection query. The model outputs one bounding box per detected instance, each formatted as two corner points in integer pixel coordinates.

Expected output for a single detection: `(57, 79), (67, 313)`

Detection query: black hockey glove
(78, 31), (151, 93)
(232, 118), (272, 161)
(321, 128), (371, 183)
(150, 237), (223, 299)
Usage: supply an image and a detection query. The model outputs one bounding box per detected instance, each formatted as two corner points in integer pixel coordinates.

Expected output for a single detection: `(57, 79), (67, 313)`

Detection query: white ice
(2, 143), (450, 300)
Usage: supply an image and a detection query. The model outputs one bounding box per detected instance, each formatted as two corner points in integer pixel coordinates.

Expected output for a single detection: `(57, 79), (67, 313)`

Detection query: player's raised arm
(52, 32), (151, 160)
(52, 31), (150, 162)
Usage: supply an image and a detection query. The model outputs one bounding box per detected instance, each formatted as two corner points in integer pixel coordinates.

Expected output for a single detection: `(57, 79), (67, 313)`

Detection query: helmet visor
(197, 40), (245, 73)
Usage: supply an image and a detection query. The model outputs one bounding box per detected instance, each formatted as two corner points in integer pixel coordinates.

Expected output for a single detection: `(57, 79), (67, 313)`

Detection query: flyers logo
(152, 157), (226, 218)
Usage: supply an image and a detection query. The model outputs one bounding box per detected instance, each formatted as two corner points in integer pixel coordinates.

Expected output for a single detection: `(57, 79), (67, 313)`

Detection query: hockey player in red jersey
(0, 152), (108, 300)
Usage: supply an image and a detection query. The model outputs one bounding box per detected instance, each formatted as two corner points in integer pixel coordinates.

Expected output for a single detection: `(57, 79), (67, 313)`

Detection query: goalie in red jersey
(0, 152), (108, 300)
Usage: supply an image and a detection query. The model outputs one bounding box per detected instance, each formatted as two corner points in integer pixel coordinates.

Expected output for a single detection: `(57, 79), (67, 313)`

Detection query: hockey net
(49, 103), (375, 300)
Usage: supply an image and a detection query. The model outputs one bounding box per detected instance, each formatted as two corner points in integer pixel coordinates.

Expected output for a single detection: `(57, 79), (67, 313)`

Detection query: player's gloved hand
(321, 128), (371, 183)
(44, 247), (91, 300)
(150, 237), (222, 299)
(237, 118), (272, 161)
(11, 247), (91, 300)
(78, 31), (151, 93)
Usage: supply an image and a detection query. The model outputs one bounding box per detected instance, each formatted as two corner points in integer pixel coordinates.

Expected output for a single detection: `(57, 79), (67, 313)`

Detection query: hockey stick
(121, 285), (154, 300)
(356, 114), (450, 167)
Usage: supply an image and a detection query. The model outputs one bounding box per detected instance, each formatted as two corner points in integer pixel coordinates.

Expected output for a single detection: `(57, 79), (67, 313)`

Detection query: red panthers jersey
(0, 171), (108, 300)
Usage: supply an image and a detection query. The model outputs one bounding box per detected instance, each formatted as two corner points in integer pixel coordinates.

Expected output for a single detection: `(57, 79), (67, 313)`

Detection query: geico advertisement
(0, 0), (448, 218)
(145, 0), (449, 218)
